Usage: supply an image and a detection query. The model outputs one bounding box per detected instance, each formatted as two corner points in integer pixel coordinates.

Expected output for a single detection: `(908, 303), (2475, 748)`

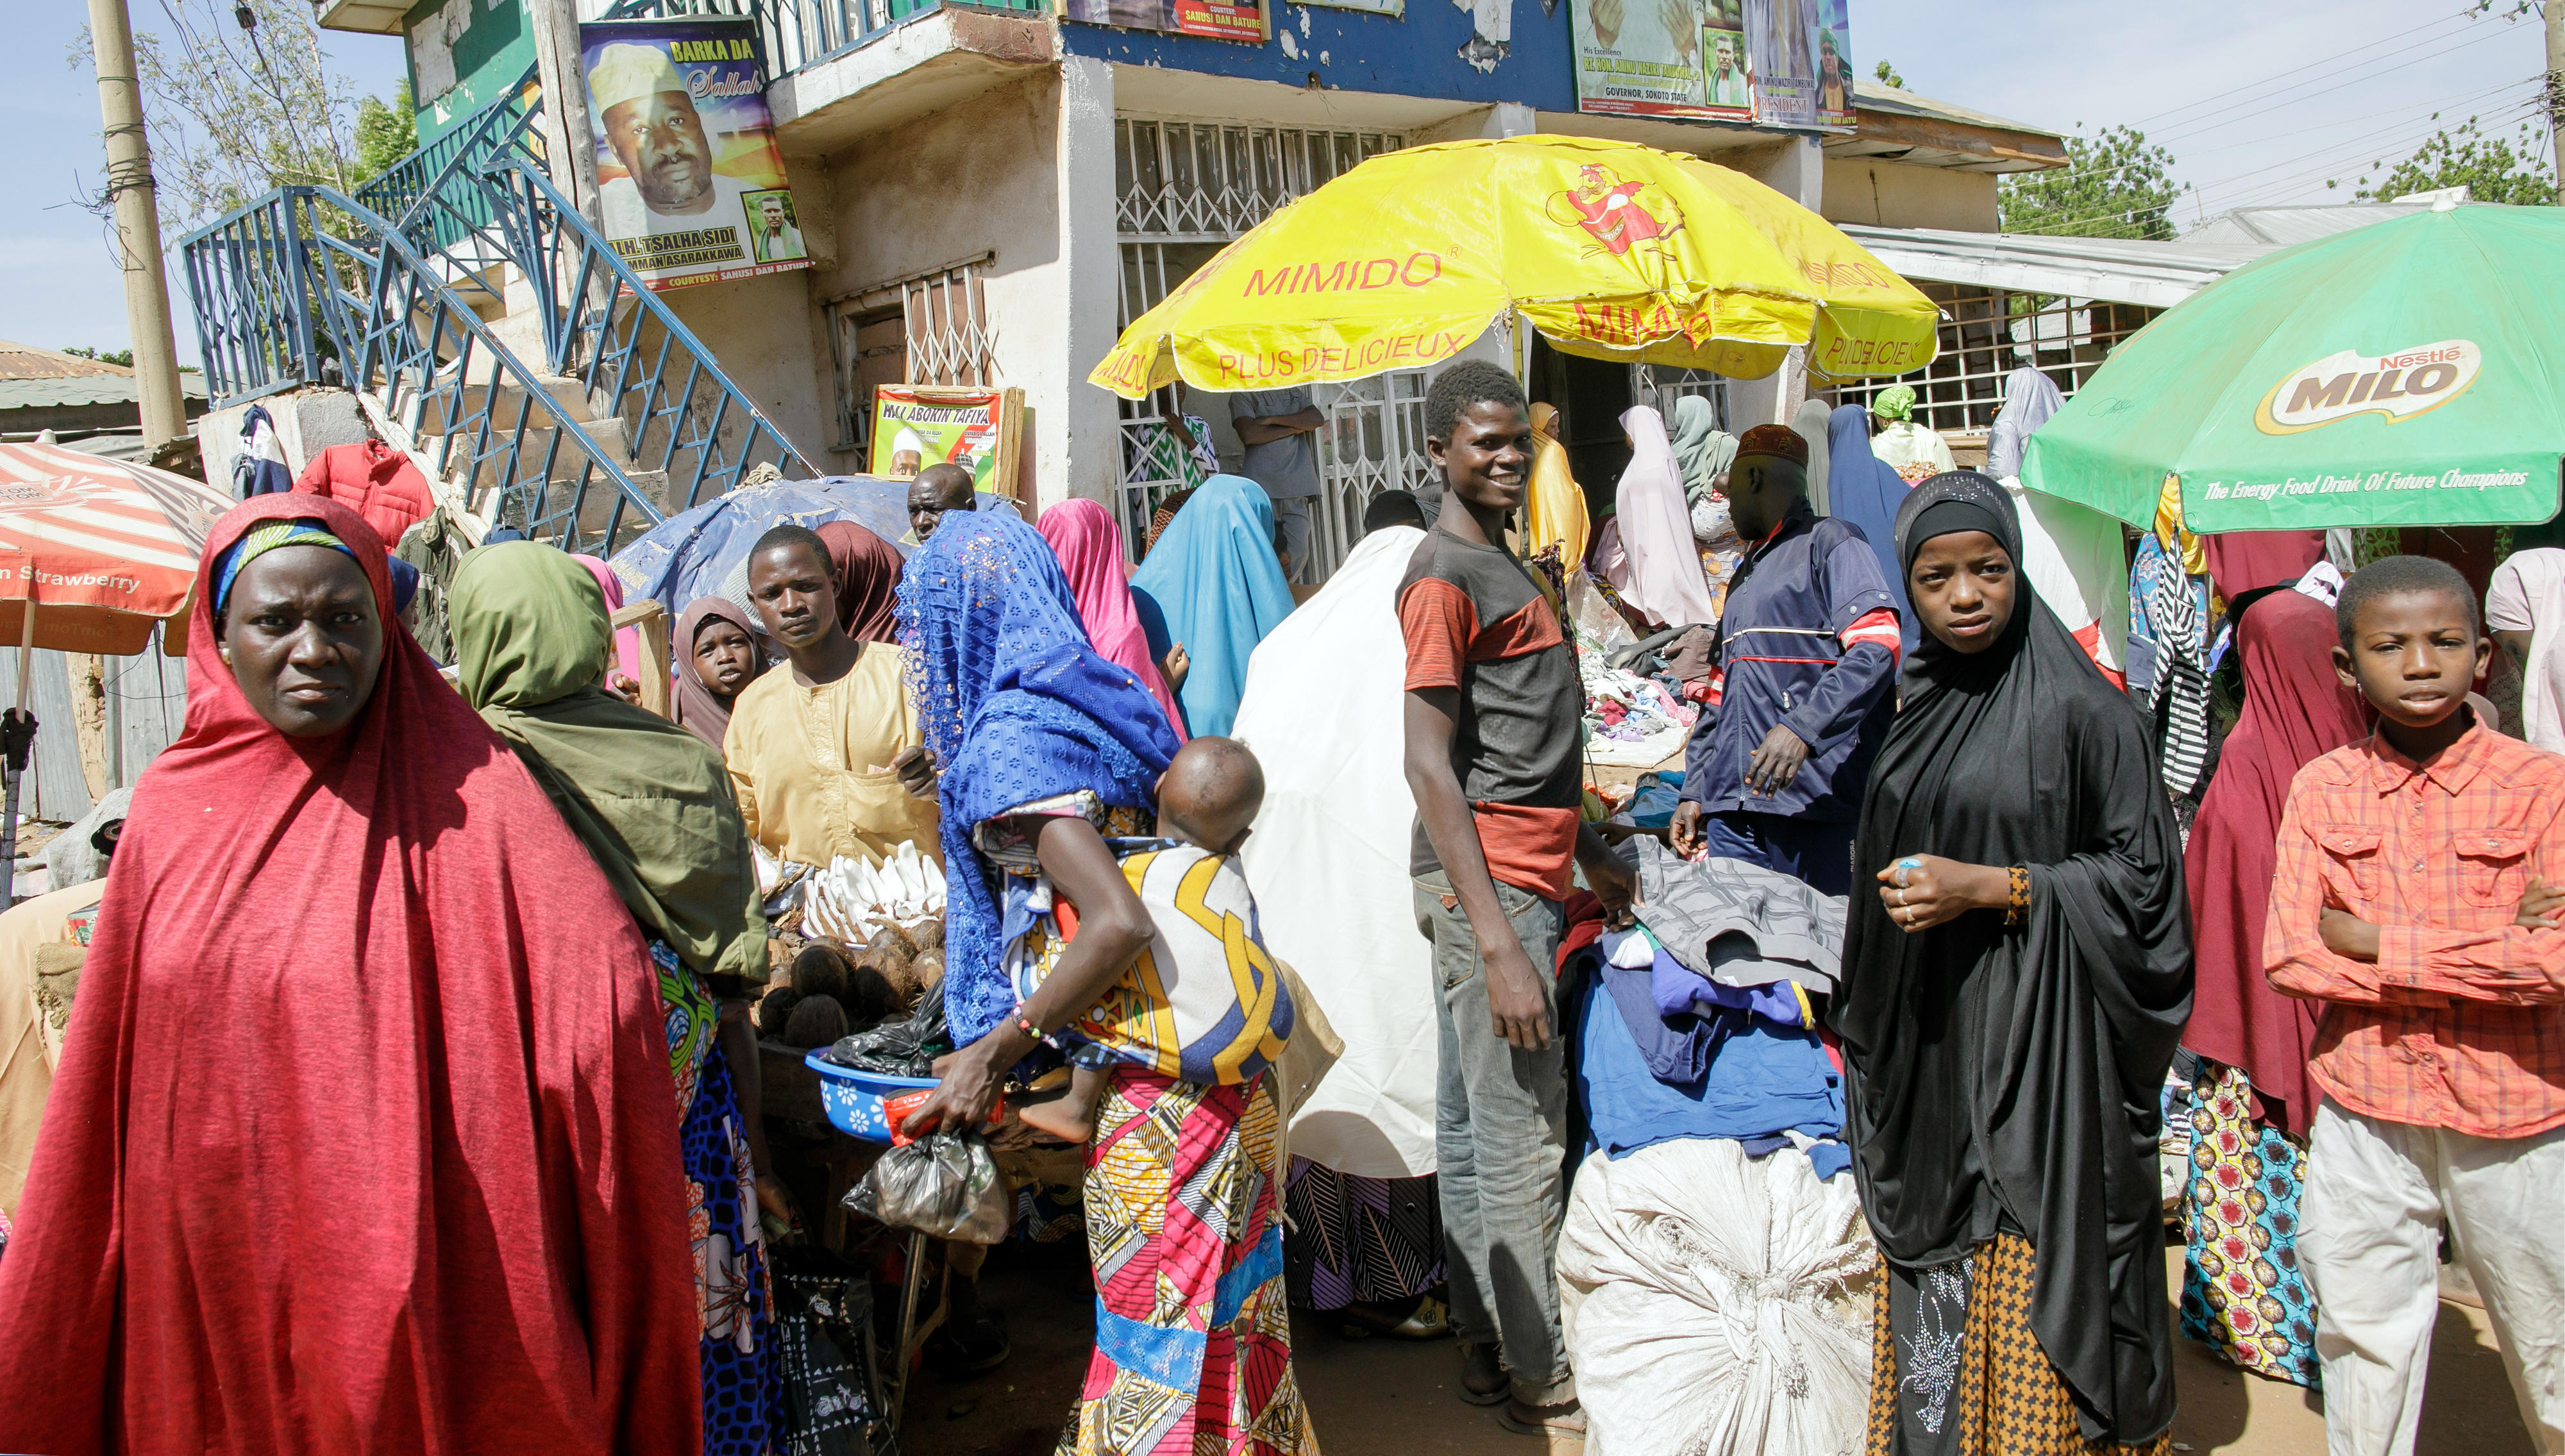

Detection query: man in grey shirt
(1228, 387), (1326, 583)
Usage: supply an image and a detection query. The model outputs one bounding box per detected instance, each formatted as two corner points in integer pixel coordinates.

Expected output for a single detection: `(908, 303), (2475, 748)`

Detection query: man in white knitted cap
(585, 42), (752, 242)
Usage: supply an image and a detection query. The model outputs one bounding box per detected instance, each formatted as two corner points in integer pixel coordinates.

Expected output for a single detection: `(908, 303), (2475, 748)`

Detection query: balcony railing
(182, 186), (673, 553)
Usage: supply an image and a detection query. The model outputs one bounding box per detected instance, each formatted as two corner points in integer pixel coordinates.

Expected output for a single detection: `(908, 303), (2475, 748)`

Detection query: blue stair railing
(183, 187), (677, 553)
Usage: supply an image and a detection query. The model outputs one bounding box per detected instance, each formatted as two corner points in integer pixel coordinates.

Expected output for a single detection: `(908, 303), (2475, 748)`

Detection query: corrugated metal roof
(1840, 224), (2276, 310)
(2179, 200), (2451, 249)
(0, 340), (133, 381)
(0, 376), (209, 412)
(1850, 81), (2062, 143)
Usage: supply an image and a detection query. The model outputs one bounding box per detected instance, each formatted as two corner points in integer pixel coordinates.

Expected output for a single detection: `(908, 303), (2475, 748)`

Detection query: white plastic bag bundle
(1558, 1139), (1877, 1456)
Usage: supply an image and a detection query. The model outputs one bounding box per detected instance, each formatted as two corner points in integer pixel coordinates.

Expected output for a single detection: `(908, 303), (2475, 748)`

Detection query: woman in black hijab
(1837, 471), (2191, 1455)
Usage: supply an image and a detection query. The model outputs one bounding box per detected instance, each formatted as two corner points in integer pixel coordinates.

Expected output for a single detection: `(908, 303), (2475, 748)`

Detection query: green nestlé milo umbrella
(2023, 202), (2565, 532)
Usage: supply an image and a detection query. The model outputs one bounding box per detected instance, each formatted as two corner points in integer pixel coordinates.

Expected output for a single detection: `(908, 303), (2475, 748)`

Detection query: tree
(1999, 122), (2184, 240)
(1872, 59), (1904, 89)
(353, 81), (419, 188)
(62, 347), (135, 367)
(68, 0), (408, 230)
(2328, 116), (2557, 205)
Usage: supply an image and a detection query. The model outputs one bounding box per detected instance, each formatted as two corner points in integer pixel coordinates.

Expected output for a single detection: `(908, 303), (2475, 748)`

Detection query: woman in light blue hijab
(1129, 474), (1297, 739)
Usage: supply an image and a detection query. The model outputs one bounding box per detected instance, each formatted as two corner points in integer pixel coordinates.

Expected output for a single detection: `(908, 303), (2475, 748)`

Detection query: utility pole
(84, 0), (187, 452)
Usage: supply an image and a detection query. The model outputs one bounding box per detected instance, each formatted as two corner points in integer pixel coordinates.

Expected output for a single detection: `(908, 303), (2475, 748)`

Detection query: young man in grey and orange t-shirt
(1399, 360), (1633, 1439)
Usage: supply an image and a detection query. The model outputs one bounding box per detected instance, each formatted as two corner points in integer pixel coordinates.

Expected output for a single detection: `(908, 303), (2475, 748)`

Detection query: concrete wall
(659, 269), (837, 490)
(1821, 158), (2001, 232)
(798, 67), (1095, 507)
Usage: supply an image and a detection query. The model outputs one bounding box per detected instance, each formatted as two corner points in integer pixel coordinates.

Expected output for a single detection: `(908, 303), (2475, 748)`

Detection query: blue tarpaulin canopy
(607, 474), (1002, 624)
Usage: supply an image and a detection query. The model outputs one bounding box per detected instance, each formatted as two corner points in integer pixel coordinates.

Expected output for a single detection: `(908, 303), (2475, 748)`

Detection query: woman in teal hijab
(1129, 474), (1297, 738)
(449, 541), (784, 1456)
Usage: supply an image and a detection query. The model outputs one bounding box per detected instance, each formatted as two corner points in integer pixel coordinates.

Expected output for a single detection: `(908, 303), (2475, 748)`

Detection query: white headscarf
(2487, 548), (2565, 753)
(1987, 367), (2065, 481)
(1233, 525), (1435, 1178)
(1610, 406), (1720, 629)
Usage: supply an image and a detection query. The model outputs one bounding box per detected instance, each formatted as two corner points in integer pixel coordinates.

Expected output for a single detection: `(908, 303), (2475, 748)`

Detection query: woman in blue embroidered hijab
(896, 510), (1313, 1456)
(1129, 474), (1296, 739)
(895, 508), (1182, 1050)
(1825, 403), (1918, 654)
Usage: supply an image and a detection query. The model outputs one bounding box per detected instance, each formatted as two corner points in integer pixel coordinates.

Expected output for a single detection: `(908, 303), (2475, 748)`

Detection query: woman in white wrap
(2489, 547), (2565, 753)
(1989, 368), (2131, 683)
(1232, 520), (1450, 1331)
(1606, 406), (1720, 630)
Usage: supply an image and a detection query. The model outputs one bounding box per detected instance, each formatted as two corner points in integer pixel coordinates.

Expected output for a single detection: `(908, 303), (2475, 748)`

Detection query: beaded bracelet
(2005, 865), (2030, 926)
(1010, 1001), (1040, 1039)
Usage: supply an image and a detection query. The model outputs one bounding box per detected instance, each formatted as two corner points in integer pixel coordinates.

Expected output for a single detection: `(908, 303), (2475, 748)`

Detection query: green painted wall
(405, 0), (535, 147)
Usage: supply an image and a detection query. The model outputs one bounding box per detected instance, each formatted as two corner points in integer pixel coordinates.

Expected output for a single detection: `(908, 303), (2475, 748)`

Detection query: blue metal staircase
(180, 62), (813, 554)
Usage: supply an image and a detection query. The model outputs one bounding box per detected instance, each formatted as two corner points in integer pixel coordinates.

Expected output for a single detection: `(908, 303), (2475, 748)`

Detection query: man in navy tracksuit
(1669, 423), (1903, 895)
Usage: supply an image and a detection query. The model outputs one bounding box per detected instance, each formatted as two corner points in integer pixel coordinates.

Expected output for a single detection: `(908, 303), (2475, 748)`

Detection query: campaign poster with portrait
(1570, 0), (1753, 122)
(869, 386), (1025, 501)
(1059, 0), (1265, 43)
(578, 17), (812, 292)
(1812, 0), (1854, 128)
(1745, 0), (1819, 130)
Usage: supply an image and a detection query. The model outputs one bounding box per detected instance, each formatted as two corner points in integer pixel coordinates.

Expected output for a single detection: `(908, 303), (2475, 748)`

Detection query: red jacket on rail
(294, 439), (433, 546)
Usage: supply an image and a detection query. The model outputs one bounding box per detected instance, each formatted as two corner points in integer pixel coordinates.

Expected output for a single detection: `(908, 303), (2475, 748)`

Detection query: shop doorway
(1526, 336), (1733, 519)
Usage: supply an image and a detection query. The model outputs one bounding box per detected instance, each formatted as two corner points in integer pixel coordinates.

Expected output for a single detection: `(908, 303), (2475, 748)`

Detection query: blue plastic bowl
(805, 1050), (938, 1144)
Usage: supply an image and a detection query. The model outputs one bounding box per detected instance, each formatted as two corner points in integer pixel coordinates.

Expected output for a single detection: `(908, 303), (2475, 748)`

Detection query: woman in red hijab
(0, 494), (700, 1455)
(817, 519), (904, 642)
(2177, 583), (2369, 1389)
(1038, 498), (1188, 741)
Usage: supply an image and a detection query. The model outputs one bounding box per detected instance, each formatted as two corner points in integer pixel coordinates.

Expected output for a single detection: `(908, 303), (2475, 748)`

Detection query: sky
(1859, 0), (2557, 230)
(1, 1), (2554, 360)
(1, 2), (409, 365)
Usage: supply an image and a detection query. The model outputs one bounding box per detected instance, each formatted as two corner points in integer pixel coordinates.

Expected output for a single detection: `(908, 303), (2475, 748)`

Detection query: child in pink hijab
(572, 554), (644, 696)
(1036, 498), (1188, 741)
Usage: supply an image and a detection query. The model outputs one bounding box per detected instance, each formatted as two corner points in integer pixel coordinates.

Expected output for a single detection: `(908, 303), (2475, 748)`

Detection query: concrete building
(317, 0), (2071, 564)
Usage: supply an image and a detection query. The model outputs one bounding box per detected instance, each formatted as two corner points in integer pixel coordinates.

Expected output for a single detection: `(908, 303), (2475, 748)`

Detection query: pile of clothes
(1564, 569), (1699, 766)
(1556, 840), (1876, 1456)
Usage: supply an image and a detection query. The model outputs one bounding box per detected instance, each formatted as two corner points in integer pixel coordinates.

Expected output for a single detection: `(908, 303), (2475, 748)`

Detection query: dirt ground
(898, 1242), (2533, 1456)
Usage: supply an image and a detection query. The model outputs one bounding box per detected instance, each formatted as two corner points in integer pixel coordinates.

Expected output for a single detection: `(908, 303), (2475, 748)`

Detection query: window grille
(1113, 117), (1410, 576)
(1831, 285), (2158, 435)
(825, 251), (995, 455)
(1635, 364), (1731, 428)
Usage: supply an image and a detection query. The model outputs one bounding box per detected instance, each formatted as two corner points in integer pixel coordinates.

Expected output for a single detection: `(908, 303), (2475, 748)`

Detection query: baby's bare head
(1157, 736), (1265, 856)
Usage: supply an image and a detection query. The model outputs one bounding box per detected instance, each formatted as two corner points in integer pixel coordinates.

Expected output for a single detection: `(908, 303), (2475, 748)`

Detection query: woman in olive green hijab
(449, 542), (786, 1456)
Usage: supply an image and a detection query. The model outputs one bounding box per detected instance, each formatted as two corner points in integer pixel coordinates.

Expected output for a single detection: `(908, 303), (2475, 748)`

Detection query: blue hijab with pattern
(897, 508), (1182, 1046)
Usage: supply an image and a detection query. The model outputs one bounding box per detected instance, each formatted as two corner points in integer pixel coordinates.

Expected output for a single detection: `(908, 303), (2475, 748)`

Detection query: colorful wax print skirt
(1059, 1067), (1316, 1456)
(1868, 1234), (2172, 1456)
(2179, 1061), (2321, 1388)
(658, 944), (789, 1456)
(1282, 1160), (1445, 1312)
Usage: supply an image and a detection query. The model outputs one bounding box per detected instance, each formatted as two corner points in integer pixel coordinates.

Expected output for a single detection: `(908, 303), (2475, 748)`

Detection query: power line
(2009, 72), (2533, 201)
(2126, 8), (2476, 127)
(2007, 83), (2546, 236)
(2145, 21), (2525, 146)
(2004, 83), (2542, 236)
(2019, 23), (2532, 197)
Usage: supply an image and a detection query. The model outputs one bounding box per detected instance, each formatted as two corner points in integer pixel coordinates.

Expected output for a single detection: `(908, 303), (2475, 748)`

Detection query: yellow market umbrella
(1091, 135), (1939, 398)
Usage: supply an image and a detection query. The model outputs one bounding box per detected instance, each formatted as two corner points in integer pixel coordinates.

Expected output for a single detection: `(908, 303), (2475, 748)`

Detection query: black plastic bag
(768, 1246), (886, 1456)
(845, 1130), (1010, 1244)
(825, 989), (949, 1076)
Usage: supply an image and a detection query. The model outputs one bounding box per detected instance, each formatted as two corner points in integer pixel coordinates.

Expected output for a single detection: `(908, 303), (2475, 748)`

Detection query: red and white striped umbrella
(0, 443), (233, 657)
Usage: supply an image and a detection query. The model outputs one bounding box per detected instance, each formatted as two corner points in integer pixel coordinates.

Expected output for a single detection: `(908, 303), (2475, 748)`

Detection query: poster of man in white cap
(579, 17), (811, 290)
(870, 386), (1013, 495)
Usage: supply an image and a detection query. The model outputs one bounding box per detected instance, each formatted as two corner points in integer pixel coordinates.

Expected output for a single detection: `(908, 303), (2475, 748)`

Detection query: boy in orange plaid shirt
(2266, 555), (2565, 1456)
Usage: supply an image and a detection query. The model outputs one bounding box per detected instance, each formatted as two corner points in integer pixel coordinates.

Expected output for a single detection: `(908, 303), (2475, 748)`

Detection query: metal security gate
(1113, 117), (1412, 576)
